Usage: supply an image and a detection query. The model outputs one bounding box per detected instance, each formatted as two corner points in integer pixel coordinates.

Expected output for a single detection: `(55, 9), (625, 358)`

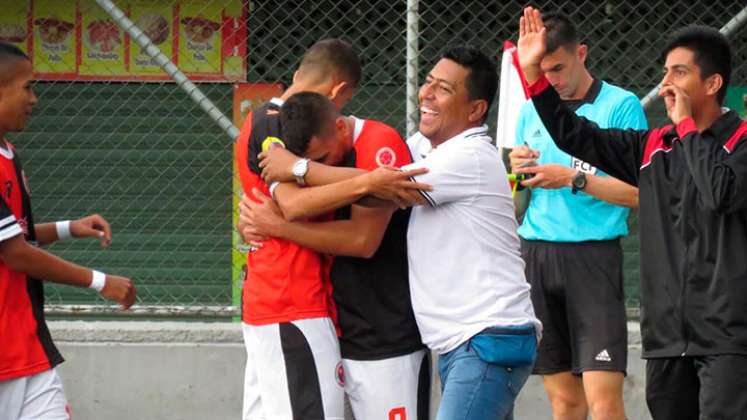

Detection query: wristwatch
(571, 171), (587, 195)
(292, 158), (310, 186)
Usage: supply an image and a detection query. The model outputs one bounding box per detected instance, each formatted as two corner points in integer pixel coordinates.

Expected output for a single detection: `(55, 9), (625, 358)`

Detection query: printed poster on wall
(32, 0), (76, 76)
(79, 0), (126, 76)
(3, 0), (247, 82)
(178, 1), (222, 75)
(0, 0), (29, 54)
(130, 0), (174, 75)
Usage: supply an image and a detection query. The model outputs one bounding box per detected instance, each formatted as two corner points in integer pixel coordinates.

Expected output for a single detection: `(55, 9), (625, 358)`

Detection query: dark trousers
(646, 354), (747, 420)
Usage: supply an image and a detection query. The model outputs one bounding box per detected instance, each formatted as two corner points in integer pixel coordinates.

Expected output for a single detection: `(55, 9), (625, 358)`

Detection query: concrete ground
(49, 321), (651, 420)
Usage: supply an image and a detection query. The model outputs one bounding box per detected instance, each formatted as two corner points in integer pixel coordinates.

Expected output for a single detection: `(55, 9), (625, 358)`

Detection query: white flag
(496, 40), (530, 150)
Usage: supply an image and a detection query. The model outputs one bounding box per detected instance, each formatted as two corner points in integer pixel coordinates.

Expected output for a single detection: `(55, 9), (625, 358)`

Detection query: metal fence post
(95, 0), (239, 140)
(406, 0), (419, 137)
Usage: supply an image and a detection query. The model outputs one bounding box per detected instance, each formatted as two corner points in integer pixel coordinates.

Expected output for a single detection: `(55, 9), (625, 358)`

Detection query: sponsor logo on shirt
(571, 157), (598, 175)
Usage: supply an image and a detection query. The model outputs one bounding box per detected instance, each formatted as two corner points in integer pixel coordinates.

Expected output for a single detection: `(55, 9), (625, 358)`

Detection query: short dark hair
(298, 38), (362, 88)
(543, 14), (579, 54)
(280, 92), (338, 156)
(441, 47), (497, 121)
(662, 25), (732, 105)
(0, 43), (30, 84)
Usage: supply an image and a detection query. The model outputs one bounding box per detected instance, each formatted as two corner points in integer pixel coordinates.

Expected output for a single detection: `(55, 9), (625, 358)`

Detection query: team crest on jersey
(335, 361), (345, 387)
(375, 147), (396, 167)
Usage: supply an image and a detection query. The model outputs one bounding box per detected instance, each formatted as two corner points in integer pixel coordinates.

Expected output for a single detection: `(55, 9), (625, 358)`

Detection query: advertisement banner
(32, 0), (77, 76)
(15, 0), (247, 82)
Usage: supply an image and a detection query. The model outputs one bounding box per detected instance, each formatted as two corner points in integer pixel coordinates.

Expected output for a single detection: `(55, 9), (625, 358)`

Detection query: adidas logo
(595, 349), (612, 362)
(532, 129), (542, 138)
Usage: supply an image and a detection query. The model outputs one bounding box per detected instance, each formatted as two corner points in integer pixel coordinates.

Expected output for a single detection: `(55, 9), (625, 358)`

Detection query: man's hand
(363, 166), (433, 209)
(238, 189), (285, 247)
(509, 145), (541, 173)
(515, 164), (575, 190)
(517, 6), (547, 84)
(658, 85), (693, 125)
(70, 214), (111, 248)
(258, 147), (301, 183)
(99, 274), (136, 310)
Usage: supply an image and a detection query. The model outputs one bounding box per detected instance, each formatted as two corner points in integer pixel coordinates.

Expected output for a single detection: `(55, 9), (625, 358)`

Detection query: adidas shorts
(0, 368), (71, 420)
(242, 317), (344, 420)
(521, 239), (628, 375)
(344, 349), (430, 420)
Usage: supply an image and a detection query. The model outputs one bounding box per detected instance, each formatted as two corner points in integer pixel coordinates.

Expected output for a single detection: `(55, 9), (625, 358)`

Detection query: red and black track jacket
(528, 75), (747, 358)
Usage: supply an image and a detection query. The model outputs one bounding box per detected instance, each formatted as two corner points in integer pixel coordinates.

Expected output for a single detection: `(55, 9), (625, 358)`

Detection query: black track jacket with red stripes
(528, 75), (747, 358)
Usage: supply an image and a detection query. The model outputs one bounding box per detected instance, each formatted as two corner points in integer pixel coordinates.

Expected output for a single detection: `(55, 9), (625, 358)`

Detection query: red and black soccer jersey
(330, 118), (424, 360)
(236, 99), (336, 326)
(0, 140), (63, 381)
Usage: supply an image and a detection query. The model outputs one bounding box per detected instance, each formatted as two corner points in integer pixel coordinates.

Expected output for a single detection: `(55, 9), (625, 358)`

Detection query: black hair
(280, 92), (338, 156)
(662, 25), (732, 105)
(0, 43), (30, 84)
(441, 47), (497, 122)
(299, 38), (362, 88)
(543, 14), (580, 54)
(0, 42), (29, 62)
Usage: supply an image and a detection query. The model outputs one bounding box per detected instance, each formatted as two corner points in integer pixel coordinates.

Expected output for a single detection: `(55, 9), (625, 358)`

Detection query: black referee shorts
(646, 355), (747, 420)
(521, 238), (627, 375)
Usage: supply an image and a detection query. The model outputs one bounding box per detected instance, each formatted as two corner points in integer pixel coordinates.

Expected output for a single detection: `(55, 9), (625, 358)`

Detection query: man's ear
(705, 73), (724, 100)
(329, 80), (349, 102)
(292, 70), (300, 84)
(577, 44), (588, 64)
(468, 99), (489, 123)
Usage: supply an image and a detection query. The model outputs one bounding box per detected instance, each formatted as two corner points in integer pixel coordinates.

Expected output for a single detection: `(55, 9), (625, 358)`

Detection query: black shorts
(646, 355), (747, 420)
(521, 239), (627, 375)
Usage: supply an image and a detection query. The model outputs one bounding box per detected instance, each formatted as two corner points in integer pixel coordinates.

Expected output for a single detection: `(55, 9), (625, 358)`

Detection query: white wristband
(55, 220), (72, 241)
(89, 270), (106, 292)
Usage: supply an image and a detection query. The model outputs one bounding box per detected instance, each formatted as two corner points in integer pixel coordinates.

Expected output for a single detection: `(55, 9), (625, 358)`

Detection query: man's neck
(564, 70), (594, 101)
(343, 116), (356, 148)
(692, 103), (725, 132)
(428, 122), (482, 149)
(280, 82), (326, 101)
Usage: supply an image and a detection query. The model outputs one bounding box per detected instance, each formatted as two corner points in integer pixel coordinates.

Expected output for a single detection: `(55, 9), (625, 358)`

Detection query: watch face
(573, 172), (587, 189)
(292, 159), (308, 177)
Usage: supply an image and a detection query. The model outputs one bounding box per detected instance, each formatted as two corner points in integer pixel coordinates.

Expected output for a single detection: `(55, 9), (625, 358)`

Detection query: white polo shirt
(402, 126), (541, 354)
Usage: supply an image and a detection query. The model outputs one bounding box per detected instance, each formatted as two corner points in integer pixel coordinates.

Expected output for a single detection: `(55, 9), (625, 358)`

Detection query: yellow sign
(0, 0), (29, 54)
(80, 0), (126, 76)
(32, 0), (76, 75)
(130, 0), (174, 75)
(178, 1), (222, 74)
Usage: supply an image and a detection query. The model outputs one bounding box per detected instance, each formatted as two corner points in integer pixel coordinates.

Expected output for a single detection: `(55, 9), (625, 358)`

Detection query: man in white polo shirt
(402, 47), (541, 420)
(241, 46), (541, 420)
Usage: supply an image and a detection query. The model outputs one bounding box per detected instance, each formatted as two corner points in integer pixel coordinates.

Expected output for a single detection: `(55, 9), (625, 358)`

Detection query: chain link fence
(5, 0), (745, 317)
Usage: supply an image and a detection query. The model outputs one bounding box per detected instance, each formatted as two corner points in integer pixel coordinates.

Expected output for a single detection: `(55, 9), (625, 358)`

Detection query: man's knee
(587, 398), (625, 420)
(543, 374), (587, 418)
(583, 371), (625, 420)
